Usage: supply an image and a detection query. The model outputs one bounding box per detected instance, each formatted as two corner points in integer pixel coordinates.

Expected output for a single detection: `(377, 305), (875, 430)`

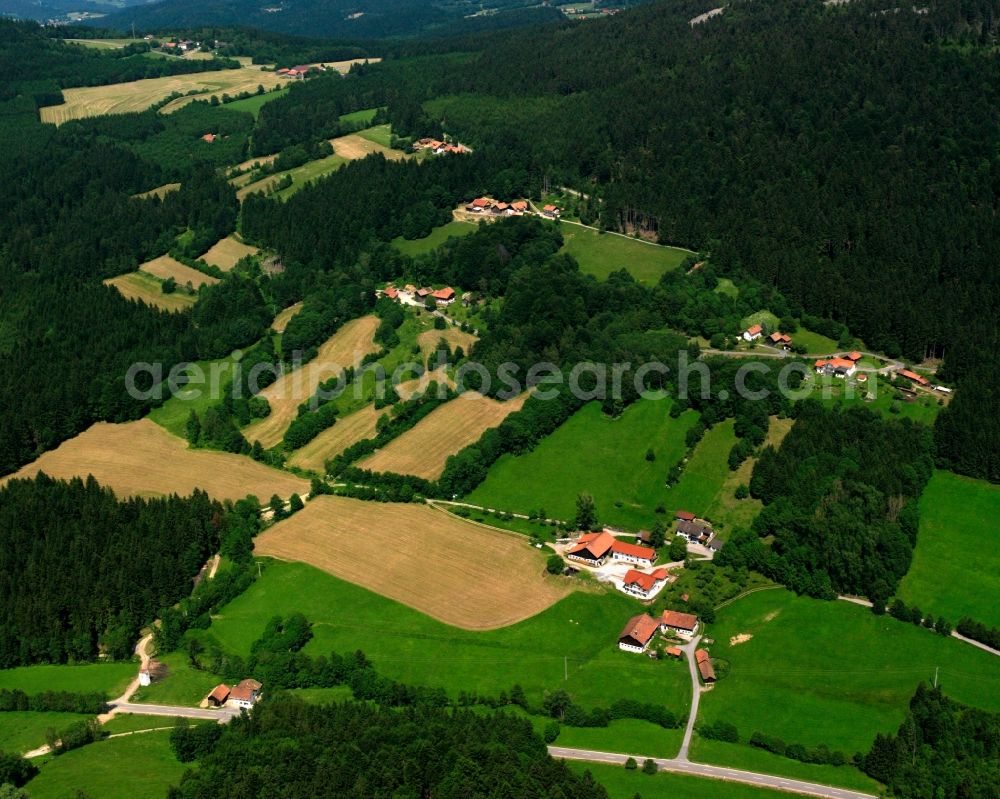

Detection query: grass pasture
(0, 711), (91, 755)
(355, 391), (529, 480)
(236, 152), (347, 200)
(897, 470), (1000, 627)
(558, 224), (690, 285)
(0, 661), (135, 696)
(663, 419), (737, 519)
(181, 559), (692, 716)
(556, 720), (683, 759)
(2, 418), (308, 502)
(40, 66), (284, 123)
(139, 254), (219, 288)
(330, 132), (406, 162)
(198, 235), (259, 271)
(339, 107), (380, 126)
(222, 86), (288, 117)
(391, 219), (477, 256)
(23, 729), (187, 799)
(790, 327), (840, 354)
(242, 315), (381, 448)
(739, 310), (781, 334)
(468, 399), (698, 530)
(354, 123), (393, 148)
(104, 271), (195, 312)
(570, 762), (799, 799)
(698, 588), (1000, 756)
(286, 403), (382, 472)
(65, 38), (137, 49)
(254, 495), (570, 629)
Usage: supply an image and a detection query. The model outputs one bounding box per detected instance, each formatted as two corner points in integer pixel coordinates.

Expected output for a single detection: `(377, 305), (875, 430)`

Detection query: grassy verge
(570, 761), (808, 799)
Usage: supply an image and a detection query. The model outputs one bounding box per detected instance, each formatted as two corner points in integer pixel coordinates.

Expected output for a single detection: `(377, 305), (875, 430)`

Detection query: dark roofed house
(708, 537), (725, 553)
(676, 518), (714, 544)
(618, 614), (660, 653)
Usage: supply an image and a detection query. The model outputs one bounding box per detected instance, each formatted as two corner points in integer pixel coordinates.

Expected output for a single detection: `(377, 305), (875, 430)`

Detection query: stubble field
(199, 235), (259, 271)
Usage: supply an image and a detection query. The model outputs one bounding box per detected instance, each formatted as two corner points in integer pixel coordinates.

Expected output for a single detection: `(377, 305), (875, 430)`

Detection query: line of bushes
(886, 599), (952, 636)
(955, 617), (1000, 652)
(698, 721), (855, 768)
(0, 689), (108, 714)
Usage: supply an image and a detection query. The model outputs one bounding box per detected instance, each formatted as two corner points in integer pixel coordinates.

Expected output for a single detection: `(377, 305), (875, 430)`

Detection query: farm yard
(697, 589), (1000, 758)
(174, 559), (692, 721)
(242, 315), (381, 448)
(356, 391), (529, 480)
(198, 234), (259, 271)
(558, 224), (691, 284)
(897, 470), (1000, 627)
(139, 254), (219, 288)
(104, 271), (195, 312)
(286, 404), (382, 472)
(3, 418), (308, 502)
(39, 66), (284, 123)
(254, 495), (570, 629)
(468, 399), (698, 529)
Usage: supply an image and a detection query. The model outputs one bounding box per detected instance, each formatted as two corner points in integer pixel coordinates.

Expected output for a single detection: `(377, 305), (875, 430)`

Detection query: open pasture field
(188, 559), (692, 715)
(339, 107), (380, 126)
(242, 315), (380, 448)
(789, 327), (840, 354)
(356, 391), (529, 480)
(254, 495), (570, 629)
(468, 399), (698, 529)
(417, 326), (478, 359)
(569, 763), (798, 799)
(24, 729), (187, 799)
(2, 418), (308, 502)
(132, 182), (180, 200)
(0, 661), (135, 696)
(558, 224), (690, 285)
(271, 301), (303, 333)
(663, 419), (736, 519)
(229, 153), (277, 175)
(40, 66), (283, 124)
(0, 711), (92, 755)
(198, 234), (259, 271)
(392, 219), (477, 256)
(104, 270), (195, 312)
(286, 403), (382, 472)
(698, 588), (1000, 756)
(330, 132), (407, 161)
(65, 38), (136, 49)
(139, 254), (219, 288)
(897, 470), (1000, 627)
(223, 86), (288, 117)
(236, 152), (347, 200)
(354, 123), (393, 147)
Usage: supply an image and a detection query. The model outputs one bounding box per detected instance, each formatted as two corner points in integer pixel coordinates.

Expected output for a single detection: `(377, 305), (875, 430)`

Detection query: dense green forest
(0, 474), (254, 667)
(170, 697), (609, 799)
(863, 684), (1000, 798)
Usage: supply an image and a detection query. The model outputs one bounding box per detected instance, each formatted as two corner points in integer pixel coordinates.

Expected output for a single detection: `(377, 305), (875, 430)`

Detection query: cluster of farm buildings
(205, 679), (263, 710)
(742, 324), (793, 349)
(414, 138), (472, 155)
(380, 284), (459, 307)
(616, 613), (715, 682)
(465, 197), (562, 219)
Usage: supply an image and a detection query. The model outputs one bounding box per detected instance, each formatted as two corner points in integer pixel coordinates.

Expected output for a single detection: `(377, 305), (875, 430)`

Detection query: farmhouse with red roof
(618, 614), (660, 653)
(898, 369), (930, 387)
(619, 568), (669, 600)
(814, 357), (857, 378)
(431, 287), (456, 306)
(742, 324), (763, 342)
(660, 609), (700, 639)
(768, 331), (793, 349)
(567, 531), (657, 568)
(696, 649), (716, 682)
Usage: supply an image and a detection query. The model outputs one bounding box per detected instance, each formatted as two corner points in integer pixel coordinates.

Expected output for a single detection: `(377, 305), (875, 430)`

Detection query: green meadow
(570, 762), (802, 799)
(559, 224), (690, 285)
(391, 219), (477, 256)
(147, 349), (244, 438)
(155, 560), (692, 722)
(789, 327), (839, 354)
(662, 419), (737, 519)
(897, 470), (1000, 627)
(223, 87), (288, 118)
(809, 372), (941, 425)
(468, 399), (698, 530)
(272, 152), (347, 199)
(0, 711), (90, 755)
(339, 107), (380, 126)
(0, 662), (135, 696)
(23, 729), (187, 799)
(555, 719), (683, 758)
(355, 123), (393, 147)
(698, 589), (1000, 757)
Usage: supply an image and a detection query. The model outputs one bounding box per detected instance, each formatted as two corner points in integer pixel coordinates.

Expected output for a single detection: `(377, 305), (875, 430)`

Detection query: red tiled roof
(511, 201), (528, 211)
(661, 610), (698, 631)
(651, 568), (668, 579)
(611, 540), (657, 560)
(675, 510), (695, 521)
(815, 357), (855, 371)
(899, 369), (929, 385)
(847, 351), (863, 361)
(619, 614), (659, 646)
(208, 684), (230, 703)
(543, 204), (558, 212)
(666, 646), (683, 657)
(746, 324), (762, 335)
(201, 133), (216, 143)
(229, 678), (261, 702)
(696, 649), (716, 680)
(622, 569), (665, 592)
(431, 287), (455, 300)
(472, 197), (491, 208)
(384, 287), (398, 299)
(568, 531), (615, 560)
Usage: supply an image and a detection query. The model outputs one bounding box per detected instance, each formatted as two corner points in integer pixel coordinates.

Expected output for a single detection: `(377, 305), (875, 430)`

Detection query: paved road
(112, 701), (239, 721)
(677, 635), (702, 761)
(548, 746), (877, 799)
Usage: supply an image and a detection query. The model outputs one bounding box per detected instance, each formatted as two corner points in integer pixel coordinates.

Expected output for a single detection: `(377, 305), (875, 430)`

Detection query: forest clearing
(242, 315), (381, 448)
(2, 419), (308, 502)
(103, 271), (195, 312)
(139, 255), (219, 288)
(356, 391), (529, 480)
(253, 495), (570, 629)
(198, 235), (259, 271)
(39, 66), (284, 123)
(286, 404), (382, 472)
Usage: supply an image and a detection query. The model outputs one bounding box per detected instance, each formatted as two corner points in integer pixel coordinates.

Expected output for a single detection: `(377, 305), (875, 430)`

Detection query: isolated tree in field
(642, 758), (658, 774)
(185, 410), (201, 445)
(669, 535), (687, 562)
(574, 493), (597, 531)
(624, 757), (637, 770)
(649, 521), (666, 549)
(546, 554), (564, 575)
(542, 689), (572, 721)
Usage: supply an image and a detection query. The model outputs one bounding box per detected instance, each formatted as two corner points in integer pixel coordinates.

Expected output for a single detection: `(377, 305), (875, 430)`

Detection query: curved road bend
(547, 747), (877, 799)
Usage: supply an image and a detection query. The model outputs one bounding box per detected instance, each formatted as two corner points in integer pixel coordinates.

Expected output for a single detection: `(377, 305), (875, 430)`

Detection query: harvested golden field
(417, 328), (478, 360)
(40, 67), (283, 124)
(199, 235), (259, 271)
(2, 419), (308, 502)
(254, 495), (568, 629)
(330, 133), (406, 162)
(229, 154), (276, 175)
(243, 315), (381, 448)
(287, 404), (382, 472)
(139, 255), (219, 288)
(271, 302), (303, 333)
(104, 272), (195, 312)
(132, 182), (180, 200)
(357, 391), (529, 480)
(396, 366), (454, 400)
(315, 57), (381, 73)
(236, 173), (283, 200)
